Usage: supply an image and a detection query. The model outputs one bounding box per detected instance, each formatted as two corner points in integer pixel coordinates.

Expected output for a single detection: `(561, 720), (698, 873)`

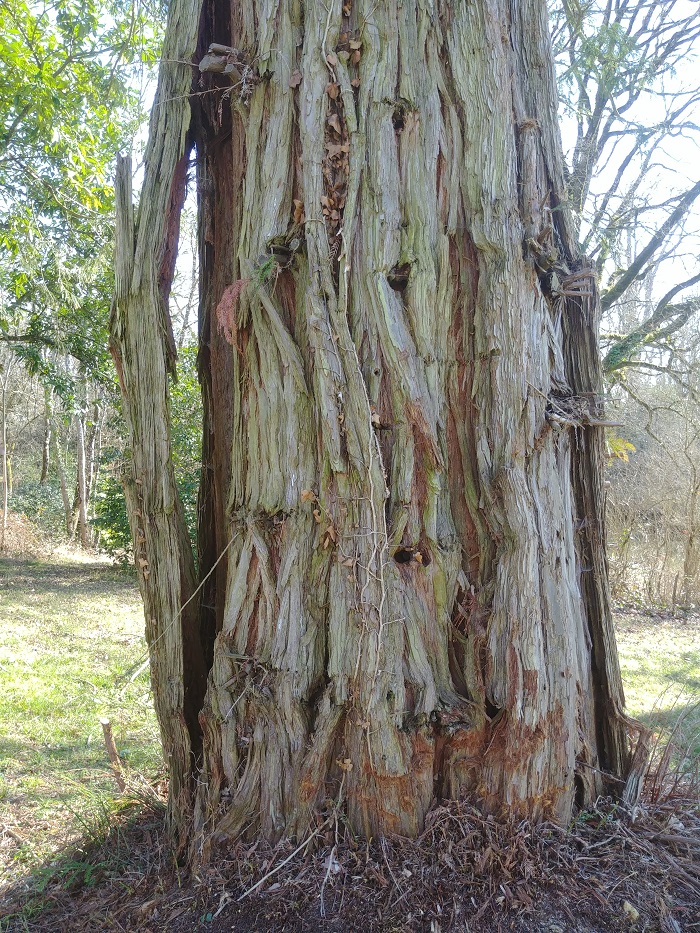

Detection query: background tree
(550, 0), (700, 375)
(112, 0), (632, 849)
(605, 326), (700, 605)
(0, 0), (164, 545)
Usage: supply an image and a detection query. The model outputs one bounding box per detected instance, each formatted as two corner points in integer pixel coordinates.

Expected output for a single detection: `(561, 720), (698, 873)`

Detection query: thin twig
(237, 819), (331, 901)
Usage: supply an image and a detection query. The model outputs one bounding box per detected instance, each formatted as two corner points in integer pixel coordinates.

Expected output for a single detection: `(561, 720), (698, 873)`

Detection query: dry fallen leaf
(288, 69), (302, 87)
(326, 82), (340, 99)
(327, 112), (342, 134)
(300, 489), (316, 502)
(325, 142), (349, 158)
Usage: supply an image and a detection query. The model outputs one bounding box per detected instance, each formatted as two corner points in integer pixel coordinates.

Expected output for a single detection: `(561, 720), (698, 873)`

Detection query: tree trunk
(682, 466), (699, 605)
(1, 369), (9, 551)
(74, 399), (102, 548)
(71, 409), (90, 548)
(85, 401), (102, 543)
(51, 416), (72, 538)
(110, 2), (208, 841)
(114, 0), (630, 850)
(40, 386), (52, 485)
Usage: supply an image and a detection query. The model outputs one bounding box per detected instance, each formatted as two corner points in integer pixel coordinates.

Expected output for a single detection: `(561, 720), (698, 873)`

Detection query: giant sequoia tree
(111, 0), (632, 851)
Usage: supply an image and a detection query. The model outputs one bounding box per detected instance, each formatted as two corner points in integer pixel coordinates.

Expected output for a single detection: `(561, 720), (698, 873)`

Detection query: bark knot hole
(388, 263), (411, 292)
(393, 545), (430, 566)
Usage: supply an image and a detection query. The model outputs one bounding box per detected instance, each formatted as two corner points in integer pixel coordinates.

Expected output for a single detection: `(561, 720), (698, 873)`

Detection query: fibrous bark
(113, 0), (630, 851)
(110, 0), (208, 842)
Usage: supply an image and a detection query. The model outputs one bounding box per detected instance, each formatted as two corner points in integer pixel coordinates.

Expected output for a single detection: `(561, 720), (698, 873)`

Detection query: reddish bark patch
(523, 667), (539, 698)
(445, 233), (481, 579)
(437, 723), (487, 799)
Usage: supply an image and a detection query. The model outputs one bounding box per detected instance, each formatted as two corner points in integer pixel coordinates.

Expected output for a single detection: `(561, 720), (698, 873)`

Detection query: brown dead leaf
(349, 39), (362, 50)
(336, 757), (353, 772)
(313, 508), (322, 523)
(288, 69), (302, 88)
(351, 49), (361, 64)
(325, 141), (349, 157)
(300, 489), (316, 503)
(293, 199), (305, 225)
(327, 112), (342, 134)
(326, 82), (340, 99)
(326, 51), (338, 67)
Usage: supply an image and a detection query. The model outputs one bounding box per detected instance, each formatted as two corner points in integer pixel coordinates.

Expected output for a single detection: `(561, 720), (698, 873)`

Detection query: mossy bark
(113, 0), (630, 849)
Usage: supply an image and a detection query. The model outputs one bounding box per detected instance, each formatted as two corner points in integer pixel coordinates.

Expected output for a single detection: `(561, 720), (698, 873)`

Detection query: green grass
(0, 555), (161, 879)
(615, 609), (700, 764)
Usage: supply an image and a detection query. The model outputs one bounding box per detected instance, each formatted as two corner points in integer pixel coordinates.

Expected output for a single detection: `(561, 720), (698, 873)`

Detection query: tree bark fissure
(114, 0), (630, 851)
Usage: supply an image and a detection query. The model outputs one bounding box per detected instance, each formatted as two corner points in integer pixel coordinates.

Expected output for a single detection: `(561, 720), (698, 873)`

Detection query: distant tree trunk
(40, 386), (52, 485)
(71, 409), (90, 548)
(52, 417), (72, 537)
(73, 399), (102, 548)
(85, 401), (102, 535)
(113, 0), (631, 849)
(682, 465), (699, 605)
(1, 366), (9, 551)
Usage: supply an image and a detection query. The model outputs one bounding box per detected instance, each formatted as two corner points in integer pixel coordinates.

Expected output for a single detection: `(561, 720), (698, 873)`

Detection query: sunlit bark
(113, 0), (630, 849)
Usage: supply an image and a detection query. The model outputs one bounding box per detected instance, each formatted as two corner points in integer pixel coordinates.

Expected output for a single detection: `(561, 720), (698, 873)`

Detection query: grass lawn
(0, 554), (161, 881)
(615, 607), (700, 763)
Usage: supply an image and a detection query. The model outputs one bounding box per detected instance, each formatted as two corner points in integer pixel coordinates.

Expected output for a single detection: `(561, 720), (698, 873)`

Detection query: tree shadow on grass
(636, 694), (700, 764)
(0, 557), (136, 596)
